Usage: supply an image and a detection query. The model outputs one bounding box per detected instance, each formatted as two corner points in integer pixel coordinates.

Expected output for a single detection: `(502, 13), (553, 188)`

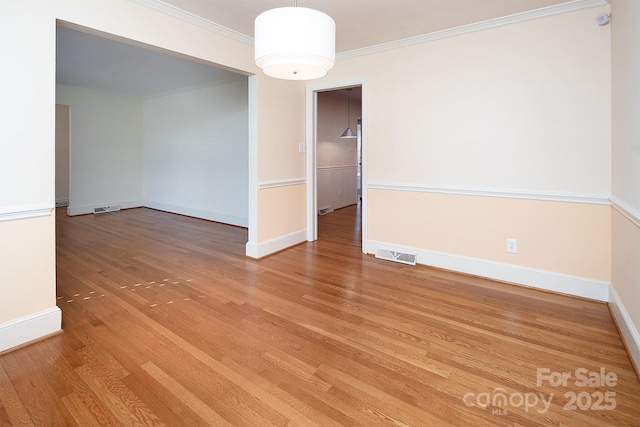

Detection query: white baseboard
(0, 307), (62, 353)
(609, 284), (640, 372)
(246, 229), (306, 259)
(144, 200), (248, 228)
(67, 200), (144, 216)
(367, 240), (610, 302)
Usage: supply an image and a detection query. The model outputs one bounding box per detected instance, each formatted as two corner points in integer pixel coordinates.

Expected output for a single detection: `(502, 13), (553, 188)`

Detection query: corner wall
(0, 1), (60, 352)
(56, 86), (144, 215)
(610, 0), (640, 371)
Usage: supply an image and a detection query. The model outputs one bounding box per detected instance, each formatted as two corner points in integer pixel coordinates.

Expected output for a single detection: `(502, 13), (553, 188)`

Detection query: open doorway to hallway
(307, 81), (365, 251)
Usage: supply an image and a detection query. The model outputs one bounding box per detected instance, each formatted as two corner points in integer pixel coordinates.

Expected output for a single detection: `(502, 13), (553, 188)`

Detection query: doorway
(306, 79), (367, 253)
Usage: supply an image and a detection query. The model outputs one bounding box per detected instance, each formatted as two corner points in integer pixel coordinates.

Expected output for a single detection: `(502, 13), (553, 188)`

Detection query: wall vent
(318, 205), (334, 215)
(375, 248), (417, 266)
(93, 205), (121, 214)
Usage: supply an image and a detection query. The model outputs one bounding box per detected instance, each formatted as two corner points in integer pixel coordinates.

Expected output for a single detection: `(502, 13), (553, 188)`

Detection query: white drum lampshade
(254, 7), (335, 80)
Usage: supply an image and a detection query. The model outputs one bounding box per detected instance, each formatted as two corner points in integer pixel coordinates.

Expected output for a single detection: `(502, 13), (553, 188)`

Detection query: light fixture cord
(347, 89), (351, 126)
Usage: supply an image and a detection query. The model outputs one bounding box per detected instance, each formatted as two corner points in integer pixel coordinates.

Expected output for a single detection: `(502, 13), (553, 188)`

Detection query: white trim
(131, 0), (606, 62)
(0, 307), (62, 353)
(245, 229), (306, 259)
(337, 0), (608, 60)
(610, 195), (640, 227)
(0, 203), (54, 222)
(368, 183), (611, 205)
(367, 240), (610, 302)
(317, 165), (358, 171)
(129, 0), (253, 46)
(246, 76), (258, 257)
(67, 200), (144, 216)
(258, 178), (306, 190)
(609, 284), (640, 372)
(144, 200), (248, 228)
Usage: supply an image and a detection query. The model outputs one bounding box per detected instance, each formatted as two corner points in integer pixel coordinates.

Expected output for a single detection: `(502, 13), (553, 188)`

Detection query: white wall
(56, 86), (144, 215)
(143, 80), (249, 226)
(55, 104), (70, 205)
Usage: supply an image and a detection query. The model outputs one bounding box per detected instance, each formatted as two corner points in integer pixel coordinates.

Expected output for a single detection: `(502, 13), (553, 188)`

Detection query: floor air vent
(93, 205), (121, 214)
(318, 206), (334, 215)
(375, 248), (417, 266)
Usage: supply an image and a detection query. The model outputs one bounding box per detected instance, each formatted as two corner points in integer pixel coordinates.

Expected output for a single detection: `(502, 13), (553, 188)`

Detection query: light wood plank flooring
(0, 206), (638, 426)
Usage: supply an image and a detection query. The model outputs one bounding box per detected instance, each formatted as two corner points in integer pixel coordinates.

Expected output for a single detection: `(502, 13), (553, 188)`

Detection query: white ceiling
(56, 0), (584, 97)
(157, 0), (574, 53)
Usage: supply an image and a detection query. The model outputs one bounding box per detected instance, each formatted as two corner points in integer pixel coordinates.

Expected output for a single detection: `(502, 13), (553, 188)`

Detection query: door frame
(305, 77), (368, 253)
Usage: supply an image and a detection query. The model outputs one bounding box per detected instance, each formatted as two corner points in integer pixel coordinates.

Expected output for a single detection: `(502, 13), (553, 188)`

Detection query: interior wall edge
(366, 239), (610, 302)
(609, 283), (640, 375)
(245, 229), (307, 259)
(144, 200), (248, 228)
(0, 307), (62, 354)
(66, 200), (144, 216)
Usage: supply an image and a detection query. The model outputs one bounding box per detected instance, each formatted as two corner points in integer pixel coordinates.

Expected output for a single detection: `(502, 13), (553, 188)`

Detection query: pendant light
(254, 1), (335, 80)
(341, 88), (357, 138)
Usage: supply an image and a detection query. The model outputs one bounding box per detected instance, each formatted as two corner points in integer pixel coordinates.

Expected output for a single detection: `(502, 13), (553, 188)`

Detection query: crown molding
(130, 0), (607, 61)
(337, 0), (608, 60)
(129, 0), (253, 46)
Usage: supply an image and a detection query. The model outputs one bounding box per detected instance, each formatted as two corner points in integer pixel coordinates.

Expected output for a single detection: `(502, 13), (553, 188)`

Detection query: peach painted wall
(258, 185), (307, 243)
(369, 190), (611, 281)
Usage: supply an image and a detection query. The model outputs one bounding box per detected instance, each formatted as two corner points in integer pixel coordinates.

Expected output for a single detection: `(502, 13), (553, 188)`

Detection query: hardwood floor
(1, 205), (638, 426)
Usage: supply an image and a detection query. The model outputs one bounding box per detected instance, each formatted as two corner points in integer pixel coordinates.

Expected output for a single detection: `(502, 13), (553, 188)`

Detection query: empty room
(1, 0), (639, 426)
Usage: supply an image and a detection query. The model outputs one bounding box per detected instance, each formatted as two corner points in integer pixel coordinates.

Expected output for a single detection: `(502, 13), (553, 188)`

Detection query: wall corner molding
(337, 0), (608, 60)
(246, 229), (306, 259)
(609, 284), (640, 373)
(610, 195), (640, 227)
(0, 307), (62, 353)
(129, 0), (253, 46)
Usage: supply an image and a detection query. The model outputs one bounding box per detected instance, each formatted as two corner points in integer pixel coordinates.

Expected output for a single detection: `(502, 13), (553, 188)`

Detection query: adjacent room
(1, 1), (638, 426)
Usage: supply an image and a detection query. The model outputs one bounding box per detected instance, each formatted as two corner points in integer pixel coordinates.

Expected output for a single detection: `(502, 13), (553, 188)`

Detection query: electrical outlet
(506, 238), (518, 254)
(298, 143), (307, 153)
